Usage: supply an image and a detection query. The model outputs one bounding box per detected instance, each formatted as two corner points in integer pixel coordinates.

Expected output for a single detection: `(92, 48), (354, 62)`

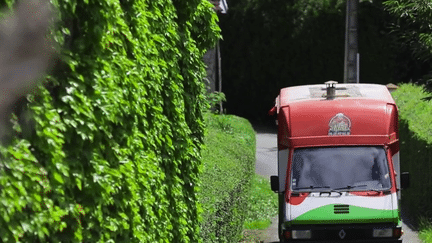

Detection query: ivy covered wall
(0, 0), (220, 242)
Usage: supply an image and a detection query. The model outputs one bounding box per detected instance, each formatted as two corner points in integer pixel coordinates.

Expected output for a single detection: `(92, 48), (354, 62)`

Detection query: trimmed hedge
(392, 83), (432, 218)
(0, 0), (220, 242)
(200, 113), (256, 242)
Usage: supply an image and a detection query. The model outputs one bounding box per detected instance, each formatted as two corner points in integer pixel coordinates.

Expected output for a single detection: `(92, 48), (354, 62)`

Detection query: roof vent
(325, 81), (338, 100)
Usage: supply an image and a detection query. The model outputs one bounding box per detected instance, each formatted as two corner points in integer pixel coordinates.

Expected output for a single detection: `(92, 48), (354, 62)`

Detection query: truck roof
(274, 83), (398, 148)
(277, 83), (395, 108)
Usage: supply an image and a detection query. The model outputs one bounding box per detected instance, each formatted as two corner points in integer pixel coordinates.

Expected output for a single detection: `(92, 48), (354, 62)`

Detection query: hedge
(0, 0), (220, 242)
(219, 0), (401, 121)
(199, 113), (256, 242)
(392, 83), (432, 218)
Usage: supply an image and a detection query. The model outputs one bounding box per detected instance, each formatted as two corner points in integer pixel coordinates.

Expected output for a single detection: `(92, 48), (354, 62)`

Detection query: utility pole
(344, 0), (359, 83)
(217, 40), (223, 114)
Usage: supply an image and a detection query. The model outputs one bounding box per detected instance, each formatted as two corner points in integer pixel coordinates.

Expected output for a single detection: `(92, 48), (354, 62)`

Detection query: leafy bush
(219, 0), (399, 120)
(0, 0), (220, 242)
(243, 174), (278, 230)
(206, 91), (226, 113)
(384, 0), (432, 91)
(384, 0), (432, 62)
(200, 113), (256, 242)
(419, 217), (432, 242)
(392, 83), (432, 218)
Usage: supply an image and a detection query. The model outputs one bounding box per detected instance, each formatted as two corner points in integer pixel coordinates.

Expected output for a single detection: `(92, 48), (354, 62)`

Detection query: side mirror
(270, 175), (279, 192)
(401, 172), (410, 189)
(268, 106), (276, 116)
(268, 106), (278, 126)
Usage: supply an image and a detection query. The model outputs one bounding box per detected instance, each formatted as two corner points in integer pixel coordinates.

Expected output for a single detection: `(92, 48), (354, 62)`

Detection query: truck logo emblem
(339, 229), (346, 239)
(329, 113), (351, 135)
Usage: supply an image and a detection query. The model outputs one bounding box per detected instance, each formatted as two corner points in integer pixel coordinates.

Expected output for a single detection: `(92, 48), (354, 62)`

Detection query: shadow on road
(401, 203), (420, 231)
(251, 121), (277, 134)
(264, 147), (278, 152)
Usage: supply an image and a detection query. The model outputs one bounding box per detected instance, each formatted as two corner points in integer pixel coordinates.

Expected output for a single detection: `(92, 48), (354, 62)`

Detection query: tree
(384, 0), (432, 62)
(384, 0), (432, 90)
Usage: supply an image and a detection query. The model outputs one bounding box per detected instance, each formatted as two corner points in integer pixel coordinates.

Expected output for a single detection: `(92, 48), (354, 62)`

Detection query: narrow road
(253, 124), (422, 243)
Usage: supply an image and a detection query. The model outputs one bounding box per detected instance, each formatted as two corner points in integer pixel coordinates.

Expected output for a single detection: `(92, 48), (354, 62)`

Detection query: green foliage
(243, 174), (278, 230)
(392, 83), (432, 220)
(206, 91), (226, 113)
(384, 0), (432, 89)
(419, 216), (432, 242)
(0, 0), (220, 242)
(384, 0), (432, 61)
(239, 175), (278, 243)
(220, 0), (399, 120)
(200, 113), (256, 242)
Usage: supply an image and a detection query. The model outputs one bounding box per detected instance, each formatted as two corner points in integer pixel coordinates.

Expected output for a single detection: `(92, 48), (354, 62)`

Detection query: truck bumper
(281, 223), (403, 243)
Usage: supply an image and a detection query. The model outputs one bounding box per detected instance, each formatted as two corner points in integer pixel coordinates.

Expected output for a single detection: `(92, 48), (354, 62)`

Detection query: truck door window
(291, 146), (391, 191)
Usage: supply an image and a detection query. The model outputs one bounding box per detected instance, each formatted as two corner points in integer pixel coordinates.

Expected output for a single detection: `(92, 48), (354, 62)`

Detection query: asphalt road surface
(253, 124), (422, 243)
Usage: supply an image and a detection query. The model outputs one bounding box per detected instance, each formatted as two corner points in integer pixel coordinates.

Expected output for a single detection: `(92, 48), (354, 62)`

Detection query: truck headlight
(373, 228), (392, 237)
(292, 230), (312, 239)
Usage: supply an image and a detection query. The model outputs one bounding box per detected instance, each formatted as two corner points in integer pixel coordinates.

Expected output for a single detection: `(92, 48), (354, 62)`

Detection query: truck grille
(334, 204), (349, 214)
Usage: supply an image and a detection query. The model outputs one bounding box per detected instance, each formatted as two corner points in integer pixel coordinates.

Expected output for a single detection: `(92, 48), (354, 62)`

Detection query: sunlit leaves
(0, 0), (219, 242)
(392, 84), (432, 227)
(199, 113), (256, 242)
(384, 0), (432, 61)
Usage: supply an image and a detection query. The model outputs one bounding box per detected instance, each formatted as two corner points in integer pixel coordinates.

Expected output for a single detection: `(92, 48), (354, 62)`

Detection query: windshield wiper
(334, 184), (367, 191)
(295, 185), (330, 190)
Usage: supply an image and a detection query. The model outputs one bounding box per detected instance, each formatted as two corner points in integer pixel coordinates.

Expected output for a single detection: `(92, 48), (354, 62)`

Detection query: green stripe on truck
(292, 204), (398, 225)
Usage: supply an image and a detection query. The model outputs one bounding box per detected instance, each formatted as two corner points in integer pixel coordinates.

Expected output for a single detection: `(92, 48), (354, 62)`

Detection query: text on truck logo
(329, 113), (351, 135)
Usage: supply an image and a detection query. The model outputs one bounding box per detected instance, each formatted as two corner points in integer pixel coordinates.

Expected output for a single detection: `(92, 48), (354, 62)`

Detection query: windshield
(291, 146), (391, 192)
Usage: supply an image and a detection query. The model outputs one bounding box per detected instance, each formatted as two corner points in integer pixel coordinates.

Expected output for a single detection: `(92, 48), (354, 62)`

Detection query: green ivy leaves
(0, 0), (219, 242)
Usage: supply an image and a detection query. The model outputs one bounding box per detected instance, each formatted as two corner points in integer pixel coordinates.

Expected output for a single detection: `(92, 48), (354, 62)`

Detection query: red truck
(269, 81), (410, 242)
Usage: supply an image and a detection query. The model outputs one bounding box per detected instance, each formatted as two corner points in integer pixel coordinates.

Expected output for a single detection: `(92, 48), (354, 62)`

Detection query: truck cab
(269, 81), (410, 242)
